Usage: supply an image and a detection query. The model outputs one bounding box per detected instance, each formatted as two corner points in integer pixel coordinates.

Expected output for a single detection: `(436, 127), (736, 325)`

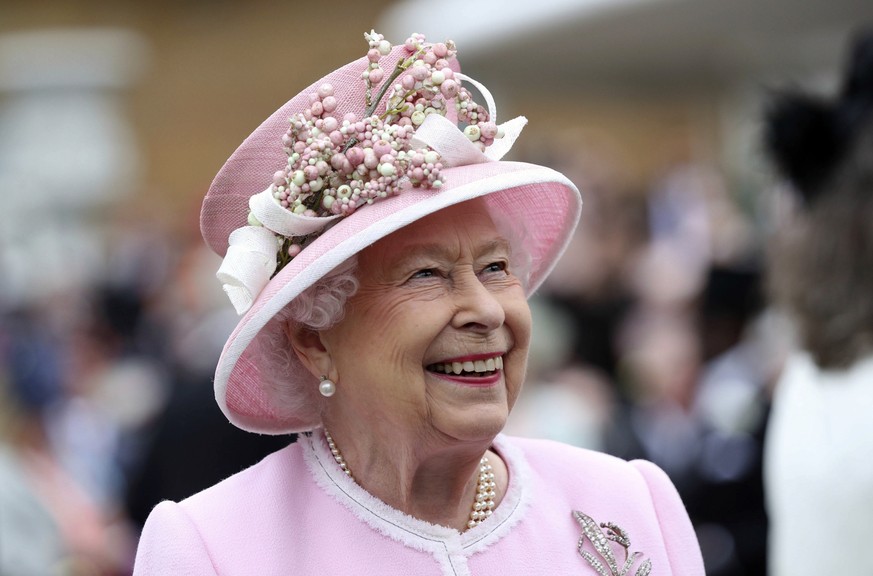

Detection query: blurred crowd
(0, 210), (293, 574)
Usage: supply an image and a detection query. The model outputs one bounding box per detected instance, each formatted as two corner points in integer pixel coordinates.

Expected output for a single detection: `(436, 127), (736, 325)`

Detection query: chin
(441, 409), (508, 443)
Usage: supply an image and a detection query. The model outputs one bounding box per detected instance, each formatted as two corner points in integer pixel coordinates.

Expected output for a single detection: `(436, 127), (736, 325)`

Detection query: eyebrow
(396, 238), (512, 267)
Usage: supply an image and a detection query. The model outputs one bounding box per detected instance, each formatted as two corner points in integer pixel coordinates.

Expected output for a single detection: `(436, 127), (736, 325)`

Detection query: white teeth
(432, 356), (504, 375)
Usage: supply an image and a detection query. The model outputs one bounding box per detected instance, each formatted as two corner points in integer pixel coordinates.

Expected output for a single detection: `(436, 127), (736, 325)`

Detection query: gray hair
(258, 256), (360, 420)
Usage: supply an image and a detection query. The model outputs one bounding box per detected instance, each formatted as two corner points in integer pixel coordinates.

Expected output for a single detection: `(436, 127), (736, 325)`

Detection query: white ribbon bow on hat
(217, 72), (527, 315)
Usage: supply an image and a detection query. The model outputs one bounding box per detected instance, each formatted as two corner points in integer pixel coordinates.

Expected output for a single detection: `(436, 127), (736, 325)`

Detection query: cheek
(331, 295), (449, 373)
(378, 301), (442, 349)
(505, 297), (532, 394)
(506, 294), (532, 348)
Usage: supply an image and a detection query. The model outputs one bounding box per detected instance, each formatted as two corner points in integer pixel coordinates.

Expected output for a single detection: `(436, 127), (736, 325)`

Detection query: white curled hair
(279, 256), (360, 331)
(258, 256), (359, 420)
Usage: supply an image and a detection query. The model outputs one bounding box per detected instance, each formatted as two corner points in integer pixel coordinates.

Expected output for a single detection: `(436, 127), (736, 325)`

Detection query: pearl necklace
(323, 429), (497, 530)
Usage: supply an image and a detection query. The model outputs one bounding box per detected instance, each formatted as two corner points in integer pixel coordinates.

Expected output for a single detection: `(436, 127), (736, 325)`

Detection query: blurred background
(1, 0), (871, 574)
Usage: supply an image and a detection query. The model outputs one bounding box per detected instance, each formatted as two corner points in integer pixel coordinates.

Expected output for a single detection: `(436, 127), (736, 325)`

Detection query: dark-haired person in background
(763, 28), (873, 576)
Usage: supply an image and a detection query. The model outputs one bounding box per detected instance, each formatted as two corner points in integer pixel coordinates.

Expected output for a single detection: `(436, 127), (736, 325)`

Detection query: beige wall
(1, 0), (396, 222)
(1, 0), (723, 227)
(513, 89), (721, 194)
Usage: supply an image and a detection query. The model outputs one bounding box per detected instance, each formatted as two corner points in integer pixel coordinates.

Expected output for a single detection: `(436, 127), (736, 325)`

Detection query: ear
(283, 321), (333, 380)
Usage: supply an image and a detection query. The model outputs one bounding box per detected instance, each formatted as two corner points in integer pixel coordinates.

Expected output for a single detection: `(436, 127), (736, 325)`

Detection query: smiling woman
(133, 30), (704, 575)
(318, 203), (526, 439)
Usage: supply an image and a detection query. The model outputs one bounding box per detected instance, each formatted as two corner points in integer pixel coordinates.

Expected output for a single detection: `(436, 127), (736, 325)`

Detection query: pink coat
(134, 434), (704, 575)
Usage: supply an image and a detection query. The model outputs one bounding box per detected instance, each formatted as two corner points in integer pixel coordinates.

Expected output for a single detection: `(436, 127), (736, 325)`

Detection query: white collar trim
(301, 431), (531, 574)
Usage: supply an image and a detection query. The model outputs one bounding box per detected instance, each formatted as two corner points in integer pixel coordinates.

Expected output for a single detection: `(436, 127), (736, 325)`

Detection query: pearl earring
(319, 376), (336, 397)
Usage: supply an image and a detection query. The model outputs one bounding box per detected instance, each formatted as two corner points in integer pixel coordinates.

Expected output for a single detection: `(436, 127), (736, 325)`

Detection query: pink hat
(201, 32), (581, 434)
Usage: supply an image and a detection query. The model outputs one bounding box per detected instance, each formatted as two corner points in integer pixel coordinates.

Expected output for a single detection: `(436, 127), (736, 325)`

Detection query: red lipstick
(429, 371), (501, 387)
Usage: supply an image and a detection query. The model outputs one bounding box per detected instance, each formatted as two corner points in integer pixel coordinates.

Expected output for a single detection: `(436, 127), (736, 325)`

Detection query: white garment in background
(765, 352), (873, 576)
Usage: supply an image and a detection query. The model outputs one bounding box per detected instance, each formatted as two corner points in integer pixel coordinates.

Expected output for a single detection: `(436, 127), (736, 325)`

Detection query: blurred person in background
(0, 308), (129, 575)
(591, 163), (771, 576)
(763, 27), (873, 576)
(607, 265), (771, 576)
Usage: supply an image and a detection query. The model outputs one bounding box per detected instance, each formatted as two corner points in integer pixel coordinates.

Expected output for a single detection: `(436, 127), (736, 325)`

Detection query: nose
(451, 272), (505, 333)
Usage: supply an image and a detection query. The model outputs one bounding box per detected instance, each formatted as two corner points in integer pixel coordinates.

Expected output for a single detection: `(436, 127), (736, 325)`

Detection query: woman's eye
(411, 268), (436, 279)
(483, 262), (508, 274)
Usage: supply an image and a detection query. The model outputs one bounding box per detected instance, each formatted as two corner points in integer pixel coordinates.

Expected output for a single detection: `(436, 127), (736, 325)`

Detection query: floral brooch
(573, 511), (652, 576)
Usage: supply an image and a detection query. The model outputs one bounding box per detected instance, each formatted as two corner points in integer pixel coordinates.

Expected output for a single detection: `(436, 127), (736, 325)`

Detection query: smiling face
(318, 199), (532, 447)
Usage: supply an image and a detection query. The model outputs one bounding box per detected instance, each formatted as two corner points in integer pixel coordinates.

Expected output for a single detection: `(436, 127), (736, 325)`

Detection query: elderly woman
(134, 32), (703, 575)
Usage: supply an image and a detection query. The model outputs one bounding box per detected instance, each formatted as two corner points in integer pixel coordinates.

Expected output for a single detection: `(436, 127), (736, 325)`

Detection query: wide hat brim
(201, 42), (582, 434)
